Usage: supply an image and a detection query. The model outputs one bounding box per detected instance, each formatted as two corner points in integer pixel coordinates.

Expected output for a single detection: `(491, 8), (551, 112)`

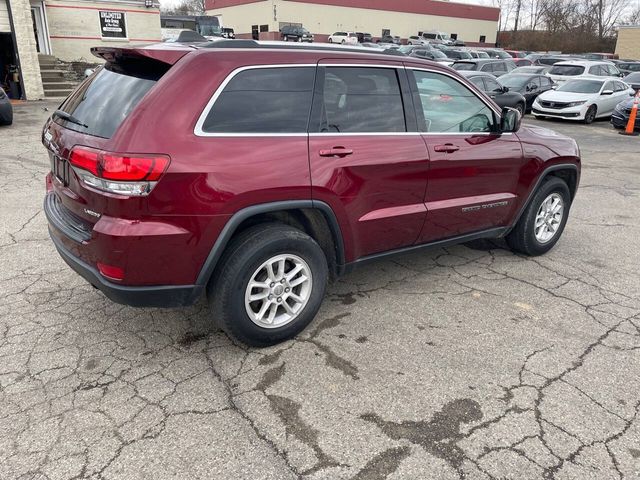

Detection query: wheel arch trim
(505, 163), (579, 235)
(195, 200), (346, 286)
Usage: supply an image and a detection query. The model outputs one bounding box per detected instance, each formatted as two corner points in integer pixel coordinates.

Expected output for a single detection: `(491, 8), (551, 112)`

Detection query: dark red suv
(43, 41), (580, 346)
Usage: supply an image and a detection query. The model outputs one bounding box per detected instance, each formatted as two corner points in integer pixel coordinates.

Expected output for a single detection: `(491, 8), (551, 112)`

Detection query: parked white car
(546, 60), (622, 85)
(328, 32), (358, 45)
(532, 78), (634, 124)
(408, 36), (427, 45)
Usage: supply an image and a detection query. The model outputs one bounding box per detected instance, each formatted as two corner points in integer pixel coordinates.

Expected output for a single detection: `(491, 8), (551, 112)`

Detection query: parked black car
(617, 62), (640, 75)
(623, 72), (640, 91)
(221, 27), (235, 39)
(443, 49), (473, 60)
(498, 73), (556, 110)
(0, 87), (12, 126)
(611, 96), (640, 130)
(458, 71), (527, 115)
(356, 32), (373, 43)
(451, 59), (517, 77)
(377, 35), (401, 45)
(280, 25), (313, 42)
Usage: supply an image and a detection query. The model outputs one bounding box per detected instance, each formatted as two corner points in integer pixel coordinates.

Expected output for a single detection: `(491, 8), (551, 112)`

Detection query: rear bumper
(49, 228), (203, 307)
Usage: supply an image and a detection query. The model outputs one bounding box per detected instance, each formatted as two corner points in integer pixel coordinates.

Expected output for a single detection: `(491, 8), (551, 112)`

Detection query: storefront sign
(99, 11), (127, 38)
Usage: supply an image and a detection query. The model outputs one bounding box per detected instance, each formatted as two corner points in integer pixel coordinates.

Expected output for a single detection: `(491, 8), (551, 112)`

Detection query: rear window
(55, 60), (166, 138)
(452, 62), (477, 71)
(202, 67), (315, 134)
(549, 65), (585, 76)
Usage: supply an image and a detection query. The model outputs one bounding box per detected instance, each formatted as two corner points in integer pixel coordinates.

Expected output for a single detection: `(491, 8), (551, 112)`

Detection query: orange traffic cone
(620, 90), (640, 136)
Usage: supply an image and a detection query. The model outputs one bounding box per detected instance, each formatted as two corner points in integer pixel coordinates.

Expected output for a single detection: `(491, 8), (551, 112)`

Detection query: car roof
(553, 60), (613, 67)
(452, 59), (503, 64)
(457, 71), (494, 78)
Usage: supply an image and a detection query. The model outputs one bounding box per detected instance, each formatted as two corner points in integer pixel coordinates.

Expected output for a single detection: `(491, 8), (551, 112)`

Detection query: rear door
(308, 61), (430, 259)
(406, 67), (524, 242)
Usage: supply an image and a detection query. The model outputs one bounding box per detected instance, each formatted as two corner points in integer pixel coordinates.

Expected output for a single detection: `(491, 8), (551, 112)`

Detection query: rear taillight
(69, 146), (170, 196)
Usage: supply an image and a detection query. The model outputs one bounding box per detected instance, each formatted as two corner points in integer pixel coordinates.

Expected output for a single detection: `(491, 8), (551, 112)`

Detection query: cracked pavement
(1, 102), (639, 479)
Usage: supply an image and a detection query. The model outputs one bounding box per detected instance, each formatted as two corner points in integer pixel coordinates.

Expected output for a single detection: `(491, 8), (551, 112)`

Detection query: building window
(451, 33), (458, 40)
(260, 24), (269, 33)
(479, 35), (486, 43)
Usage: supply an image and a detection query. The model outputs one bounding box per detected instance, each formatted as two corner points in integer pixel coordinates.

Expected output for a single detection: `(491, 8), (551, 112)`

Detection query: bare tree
(622, 5), (640, 25)
(590, 0), (627, 39)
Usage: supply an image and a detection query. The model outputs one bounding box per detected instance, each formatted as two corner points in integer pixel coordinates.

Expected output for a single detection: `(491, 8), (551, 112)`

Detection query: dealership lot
(1, 102), (639, 479)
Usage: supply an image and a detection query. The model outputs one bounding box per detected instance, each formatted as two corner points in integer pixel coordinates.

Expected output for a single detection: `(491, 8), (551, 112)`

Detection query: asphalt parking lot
(1, 101), (639, 480)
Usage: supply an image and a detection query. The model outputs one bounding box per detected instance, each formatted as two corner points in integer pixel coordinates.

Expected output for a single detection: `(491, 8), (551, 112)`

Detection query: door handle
(319, 147), (354, 158)
(434, 144), (460, 153)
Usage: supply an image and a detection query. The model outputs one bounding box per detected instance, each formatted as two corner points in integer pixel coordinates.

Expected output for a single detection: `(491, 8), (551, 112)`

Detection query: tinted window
(410, 70), (494, 133)
(549, 65), (585, 76)
(484, 77), (501, 92)
(614, 81), (626, 92)
(202, 67), (314, 133)
(452, 62), (477, 71)
(316, 67), (405, 133)
(606, 65), (620, 76)
(480, 63), (494, 72)
(56, 62), (165, 138)
(469, 77), (485, 90)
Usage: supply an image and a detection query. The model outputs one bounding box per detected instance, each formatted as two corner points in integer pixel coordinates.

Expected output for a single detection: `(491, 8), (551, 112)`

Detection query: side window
(603, 81), (615, 92)
(614, 81), (626, 92)
(607, 65), (620, 76)
(481, 63), (493, 72)
(494, 62), (507, 74)
(410, 70), (495, 133)
(470, 76), (486, 91)
(588, 65), (600, 75)
(484, 77), (501, 92)
(202, 67), (315, 133)
(539, 76), (550, 86)
(317, 67), (406, 133)
(530, 77), (542, 88)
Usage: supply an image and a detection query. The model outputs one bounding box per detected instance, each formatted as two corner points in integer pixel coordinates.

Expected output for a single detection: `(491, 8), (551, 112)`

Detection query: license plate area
(50, 152), (70, 186)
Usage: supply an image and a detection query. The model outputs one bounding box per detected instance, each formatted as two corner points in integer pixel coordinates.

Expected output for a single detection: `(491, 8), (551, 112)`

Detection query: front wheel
(584, 105), (597, 124)
(506, 177), (571, 256)
(328, 38), (333, 43)
(208, 224), (328, 347)
(514, 103), (525, 117)
(341, 39), (346, 44)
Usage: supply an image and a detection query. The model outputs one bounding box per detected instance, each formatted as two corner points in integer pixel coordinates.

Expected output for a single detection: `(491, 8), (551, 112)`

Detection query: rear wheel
(328, 38), (333, 43)
(208, 224), (328, 347)
(584, 105), (597, 124)
(506, 177), (571, 256)
(514, 102), (525, 117)
(341, 39), (346, 44)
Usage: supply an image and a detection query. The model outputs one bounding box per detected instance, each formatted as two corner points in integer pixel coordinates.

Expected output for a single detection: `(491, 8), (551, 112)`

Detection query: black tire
(515, 102), (525, 117)
(505, 177), (571, 256)
(208, 223), (328, 347)
(341, 39), (346, 44)
(328, 38), (333, 43)
(584, 105), (597, 124)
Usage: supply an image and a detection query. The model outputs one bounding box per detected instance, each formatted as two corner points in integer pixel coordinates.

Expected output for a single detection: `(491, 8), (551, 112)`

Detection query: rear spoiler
(91, 44), (192, 65)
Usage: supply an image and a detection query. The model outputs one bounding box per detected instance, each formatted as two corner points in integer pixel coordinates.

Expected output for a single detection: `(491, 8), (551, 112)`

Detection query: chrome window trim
(194, 64), (317, 138)
(195, 63), (505, 138)
(195, 63), (408, 137)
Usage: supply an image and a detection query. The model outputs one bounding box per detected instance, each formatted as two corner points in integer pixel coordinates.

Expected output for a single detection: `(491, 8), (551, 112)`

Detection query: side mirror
(601, 89), (614, 96)
(551, 84), (558, 89)
(500, 107), (521, 133)
(501, 86), (509, 93)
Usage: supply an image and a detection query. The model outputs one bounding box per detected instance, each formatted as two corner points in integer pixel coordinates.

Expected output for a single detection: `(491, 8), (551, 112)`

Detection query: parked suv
(43, 41), (581, 346)
(451, 59), (517, 77)
(280, 25), (313, 42)
(328, 32), (357, 45)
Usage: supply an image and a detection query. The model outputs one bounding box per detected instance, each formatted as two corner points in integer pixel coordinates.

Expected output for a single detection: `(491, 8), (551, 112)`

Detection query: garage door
(0, 0), (11, 33)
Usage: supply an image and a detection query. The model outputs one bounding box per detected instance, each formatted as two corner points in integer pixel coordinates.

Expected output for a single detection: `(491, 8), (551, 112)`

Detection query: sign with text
(99, 11), (127, 38)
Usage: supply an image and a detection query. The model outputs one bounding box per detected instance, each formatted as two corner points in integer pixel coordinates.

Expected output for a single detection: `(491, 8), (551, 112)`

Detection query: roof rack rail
(199, 39), (409, 57)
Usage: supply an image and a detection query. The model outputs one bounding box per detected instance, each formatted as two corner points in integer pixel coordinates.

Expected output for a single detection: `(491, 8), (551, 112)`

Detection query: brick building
(205, 0), (500, 46)
(1, 0), (161, 99)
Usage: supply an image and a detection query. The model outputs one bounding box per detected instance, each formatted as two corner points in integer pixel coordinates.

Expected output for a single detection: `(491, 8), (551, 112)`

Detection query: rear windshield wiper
(53, 109), (88, 129)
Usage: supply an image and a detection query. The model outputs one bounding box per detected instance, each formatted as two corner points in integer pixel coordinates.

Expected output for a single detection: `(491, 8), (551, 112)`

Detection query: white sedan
(327, 32), (358, 45)
(532, 78), (634, 124)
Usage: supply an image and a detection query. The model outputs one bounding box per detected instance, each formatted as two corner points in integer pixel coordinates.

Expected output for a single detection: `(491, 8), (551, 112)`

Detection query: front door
(308, 62), (430, 259)
(30, 3), (49, 54)
(406, 67), (524, 243)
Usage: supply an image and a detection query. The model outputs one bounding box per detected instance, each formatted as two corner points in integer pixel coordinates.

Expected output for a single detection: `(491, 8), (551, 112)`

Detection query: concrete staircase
(38, 54), (78, 98)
